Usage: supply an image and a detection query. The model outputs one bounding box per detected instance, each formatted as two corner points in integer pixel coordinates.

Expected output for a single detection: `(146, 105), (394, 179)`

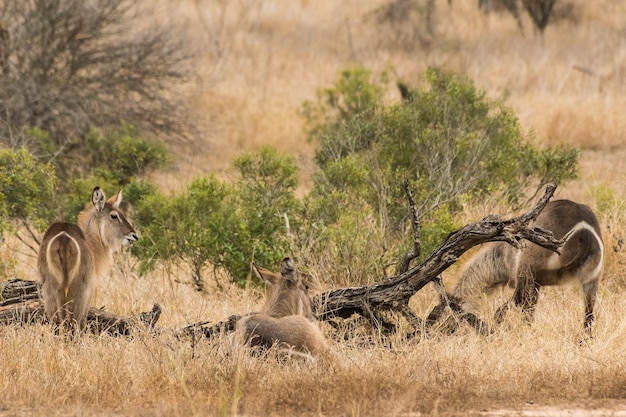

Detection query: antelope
(239, 257), (327, 359)
(450, 199), (603, 336)
(38, 187), (139, 333)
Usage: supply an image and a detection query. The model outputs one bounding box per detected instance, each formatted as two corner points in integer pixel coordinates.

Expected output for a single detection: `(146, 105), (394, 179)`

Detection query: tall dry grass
(1, 251), (625, 416)
(2, 0), (626, 415)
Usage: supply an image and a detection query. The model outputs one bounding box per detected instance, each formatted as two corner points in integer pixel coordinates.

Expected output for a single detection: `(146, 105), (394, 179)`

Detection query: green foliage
(58, 124), (168, 220)
(134, 176), (239, 289)
(302, 67), (579, 267)
(412, 203), (460, 261)
(302, 68), (386, 167)
(0, 148), (58, 234)
(232, 146), (302, 275)
(83, 123), (169, 186)
(134, 146), (301, 287)
(122, 180), (160, 208)
(317, 206), (389, 286)
(379, 68), (578, 208)
(306, 154), (372, 225)
(523, 145), (580, 194)
(131, 189), (172, 276)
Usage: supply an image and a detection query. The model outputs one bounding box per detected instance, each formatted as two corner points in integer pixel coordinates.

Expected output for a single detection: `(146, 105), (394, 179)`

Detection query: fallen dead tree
(185, 183), (566, 339)
(0, 278), (162, 336)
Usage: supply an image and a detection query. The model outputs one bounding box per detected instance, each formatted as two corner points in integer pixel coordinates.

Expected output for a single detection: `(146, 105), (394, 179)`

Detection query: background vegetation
(1, 0), (625, 416)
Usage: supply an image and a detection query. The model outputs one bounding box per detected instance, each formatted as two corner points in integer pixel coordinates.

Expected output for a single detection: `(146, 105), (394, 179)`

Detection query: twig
(398, 179), (421, 274)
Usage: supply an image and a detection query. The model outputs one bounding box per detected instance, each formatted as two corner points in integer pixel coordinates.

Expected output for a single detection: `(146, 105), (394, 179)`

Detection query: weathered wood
(177, 314), (242, 339)
(1, 278), (41, 305)
(0, 279), (162, 336)
(398, 178), (422, 274)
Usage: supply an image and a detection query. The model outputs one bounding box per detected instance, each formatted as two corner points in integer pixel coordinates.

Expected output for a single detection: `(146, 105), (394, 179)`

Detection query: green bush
(60, 124), (169, 220)
(233, 145), (302, 257)
(0, 124), (167, 256)
(82, 123), (169, 186)
(302, 67), (386, 167)
(302, 67), (579, 270)
(134, 146), (301, 288)
(0, 148), (58, 235)
(134, 176), (239, 290)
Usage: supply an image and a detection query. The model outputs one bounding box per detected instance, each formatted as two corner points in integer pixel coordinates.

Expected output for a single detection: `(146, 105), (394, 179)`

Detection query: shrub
(302, 67), (386, 168)
(233, 145), (302, 259)
(302, 67), (579, 271)
(82, 124), (170, 186)
(50, 124), (169, 222)
(134, 176), (239, 290)
(0, 148), (57, 249)
(134, 146), (301, 288)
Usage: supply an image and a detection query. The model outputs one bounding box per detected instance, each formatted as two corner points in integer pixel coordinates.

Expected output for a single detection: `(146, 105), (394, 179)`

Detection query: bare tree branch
(398, 178), (421, 274)
(312, 183), (559, 321)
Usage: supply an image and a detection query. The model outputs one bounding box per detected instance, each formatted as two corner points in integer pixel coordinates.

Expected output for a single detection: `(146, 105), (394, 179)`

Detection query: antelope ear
(92, 187), (106, 212)
(109, 189), (123, 208)
(253, 263), (280, 286)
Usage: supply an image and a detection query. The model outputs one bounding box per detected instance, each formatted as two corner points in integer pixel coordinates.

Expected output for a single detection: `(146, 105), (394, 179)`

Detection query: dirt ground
(470, 400), (626, 417)
(2, 400), (626, 417)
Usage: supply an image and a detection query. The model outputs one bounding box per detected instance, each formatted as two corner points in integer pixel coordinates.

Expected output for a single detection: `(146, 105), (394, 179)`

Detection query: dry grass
(3, 0), (626, 416)
(1, 255), (625, 417)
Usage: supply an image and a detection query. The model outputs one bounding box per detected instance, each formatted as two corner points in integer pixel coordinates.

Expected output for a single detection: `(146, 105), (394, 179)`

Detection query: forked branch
(312, 183), (562, 322)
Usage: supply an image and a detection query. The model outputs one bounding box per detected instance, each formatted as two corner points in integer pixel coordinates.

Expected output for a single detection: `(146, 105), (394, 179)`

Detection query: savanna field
(2, 1), (626, 416)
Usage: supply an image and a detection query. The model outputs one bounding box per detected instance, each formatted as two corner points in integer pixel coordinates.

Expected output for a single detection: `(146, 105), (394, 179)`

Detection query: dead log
(177, 314), (242, 340)
(1, 278), (41, 304)
(0, 278), (162, 336)
(187, 183), (564, 339)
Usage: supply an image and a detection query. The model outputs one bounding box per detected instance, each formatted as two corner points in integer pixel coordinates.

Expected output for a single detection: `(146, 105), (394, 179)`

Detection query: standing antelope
(239, 257), (327, 359)
(38, 187), (139, 333)
(451, 199), (603, 336)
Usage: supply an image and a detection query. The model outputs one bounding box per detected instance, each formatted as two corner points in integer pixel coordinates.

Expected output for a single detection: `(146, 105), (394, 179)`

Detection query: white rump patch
(546, 221), (604, 280)
(46, 231), (81, 291)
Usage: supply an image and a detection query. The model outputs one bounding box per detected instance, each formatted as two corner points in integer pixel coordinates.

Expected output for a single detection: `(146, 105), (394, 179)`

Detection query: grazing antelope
(450, 199), (603, 336)
(38, 187), (139, 333)
(239, 257), (327, 359)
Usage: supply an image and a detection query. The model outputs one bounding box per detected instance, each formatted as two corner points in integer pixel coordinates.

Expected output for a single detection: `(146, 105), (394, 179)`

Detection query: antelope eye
(110, 213), (119, 220)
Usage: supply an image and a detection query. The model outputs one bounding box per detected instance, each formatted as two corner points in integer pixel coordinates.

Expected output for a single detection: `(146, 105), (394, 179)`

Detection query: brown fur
(239, 258), (327, 359)
(452, 199), (604, 335)
(38, 187), (138, 333)
(256, 258), (314, 320)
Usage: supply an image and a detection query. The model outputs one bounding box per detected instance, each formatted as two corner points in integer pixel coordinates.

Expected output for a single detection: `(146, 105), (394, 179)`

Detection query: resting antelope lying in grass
(38, 187), (139, 333)
(450, 199), (604, 336)
(239, 257), (327, 359)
